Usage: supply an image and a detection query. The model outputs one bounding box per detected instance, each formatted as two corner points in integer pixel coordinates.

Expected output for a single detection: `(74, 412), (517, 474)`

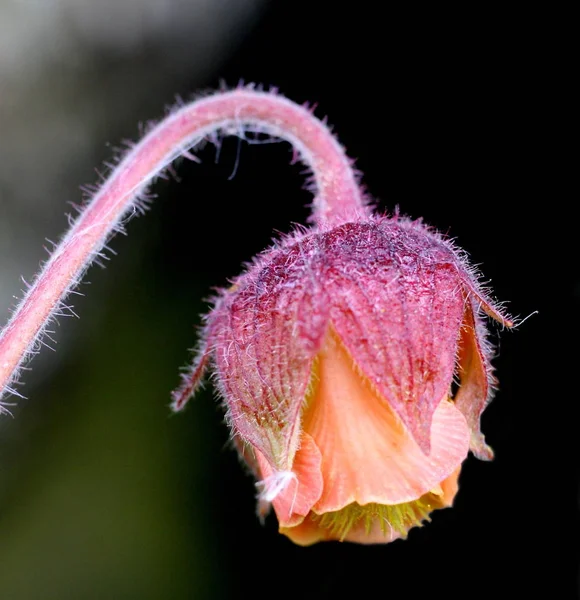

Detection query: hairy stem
(0, 88), (367, 405)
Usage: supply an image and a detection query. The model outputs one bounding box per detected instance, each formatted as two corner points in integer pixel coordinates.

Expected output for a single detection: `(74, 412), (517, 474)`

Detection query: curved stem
(0, 88), (367, 404)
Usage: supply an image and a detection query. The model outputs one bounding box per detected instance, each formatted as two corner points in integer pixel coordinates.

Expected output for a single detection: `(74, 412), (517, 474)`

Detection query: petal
(454, 300), (495, 460)
(256, 433), (324, 527)
(303, 330), (470, 512)
(438, 467), (461, 506)
(281, 487), (458, 546)
(280, 511), (404, 546)
(323, 219), (465, 454)
(279, 515), (328, 546)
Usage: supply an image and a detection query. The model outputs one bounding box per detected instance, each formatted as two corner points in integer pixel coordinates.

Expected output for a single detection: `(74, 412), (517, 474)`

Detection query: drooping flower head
(0, 86), (513, 545)
(169, 90), (513, 545)
(173, 215), (511, 544)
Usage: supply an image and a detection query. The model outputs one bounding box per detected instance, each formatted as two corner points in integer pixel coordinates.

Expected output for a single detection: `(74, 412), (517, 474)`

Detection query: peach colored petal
(280, 516), (327, 546)
(438, 467), (461, 506)
(454, 301), (494, 460)
(338, 518), (404, 544)
(302, 331), (470, 513)
(256, 433), (323, 526)
(280, 512), (404, 546)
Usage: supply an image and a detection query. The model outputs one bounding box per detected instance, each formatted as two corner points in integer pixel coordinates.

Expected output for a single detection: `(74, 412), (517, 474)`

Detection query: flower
(0, 85), (512, 545)
(173, 215), (511, 545)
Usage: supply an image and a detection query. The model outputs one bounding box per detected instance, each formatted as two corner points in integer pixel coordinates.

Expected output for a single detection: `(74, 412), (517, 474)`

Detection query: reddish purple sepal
(176, 215), (509, 468)
(205, 234), (332, 469)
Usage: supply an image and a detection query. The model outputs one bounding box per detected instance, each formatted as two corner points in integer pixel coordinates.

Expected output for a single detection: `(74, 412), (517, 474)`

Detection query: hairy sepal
(211, 233), (331, 470)
(325, 218), (465, 454)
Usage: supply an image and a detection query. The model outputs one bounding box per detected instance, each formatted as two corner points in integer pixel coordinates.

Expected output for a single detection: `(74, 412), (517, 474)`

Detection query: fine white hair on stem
(0, 86), (368, 408)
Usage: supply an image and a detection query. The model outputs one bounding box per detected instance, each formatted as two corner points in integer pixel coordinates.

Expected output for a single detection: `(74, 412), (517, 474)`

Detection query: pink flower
(173, 215), (512, 545)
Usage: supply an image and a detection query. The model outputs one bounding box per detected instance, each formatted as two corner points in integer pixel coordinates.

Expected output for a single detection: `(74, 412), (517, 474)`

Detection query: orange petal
(438, 467), (461, 506)
(454, 301), (494, 460)
(280, 511), (404, 546)
(303, 330), (470, 513)
(279, 515), (328, 546)
(256, 433), (323, 527)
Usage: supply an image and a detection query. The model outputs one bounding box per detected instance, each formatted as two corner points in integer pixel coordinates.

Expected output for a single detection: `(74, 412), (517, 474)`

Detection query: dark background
(0, 2), (574, 599)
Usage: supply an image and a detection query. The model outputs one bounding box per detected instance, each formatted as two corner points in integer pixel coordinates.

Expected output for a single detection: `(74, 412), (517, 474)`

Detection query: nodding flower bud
(0, 88), (514, 544)
(174, 214), (512, 545)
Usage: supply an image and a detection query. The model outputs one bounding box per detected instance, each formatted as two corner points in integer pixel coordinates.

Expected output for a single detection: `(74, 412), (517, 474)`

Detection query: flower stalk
(0, 87), (367, 407)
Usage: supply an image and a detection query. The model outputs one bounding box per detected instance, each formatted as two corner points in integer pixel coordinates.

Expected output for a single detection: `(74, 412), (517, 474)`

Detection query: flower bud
(174, 215), (511, 544)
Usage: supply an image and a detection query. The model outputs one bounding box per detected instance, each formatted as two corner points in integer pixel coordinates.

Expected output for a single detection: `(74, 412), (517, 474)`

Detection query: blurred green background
(0, 2), (572, 599)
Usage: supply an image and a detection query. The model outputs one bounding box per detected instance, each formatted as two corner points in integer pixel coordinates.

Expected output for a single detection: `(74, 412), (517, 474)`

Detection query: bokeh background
(0, 2), (573, 599)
